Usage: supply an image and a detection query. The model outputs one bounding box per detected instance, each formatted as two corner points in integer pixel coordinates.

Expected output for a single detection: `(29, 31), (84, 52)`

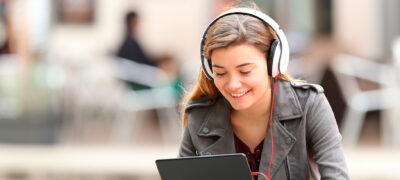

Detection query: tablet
(155, 153), (253, 180)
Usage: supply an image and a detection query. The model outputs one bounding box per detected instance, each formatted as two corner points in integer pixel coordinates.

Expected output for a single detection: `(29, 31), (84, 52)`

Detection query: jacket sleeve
(306, 93), (350, 179)
(178, 123), (196, 157)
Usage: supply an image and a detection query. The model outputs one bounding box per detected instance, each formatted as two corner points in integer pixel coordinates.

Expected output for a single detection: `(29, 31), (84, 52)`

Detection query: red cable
(267, 76), (278, 180)
(251, 77), (277, 180)
(251, 172), (268, 180)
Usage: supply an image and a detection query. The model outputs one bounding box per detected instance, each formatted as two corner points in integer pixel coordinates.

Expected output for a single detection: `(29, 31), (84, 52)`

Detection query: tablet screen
(156, 153), (253, 180)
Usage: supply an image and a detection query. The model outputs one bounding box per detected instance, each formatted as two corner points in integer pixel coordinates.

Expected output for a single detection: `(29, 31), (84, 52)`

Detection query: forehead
(211, 43), (266, 66)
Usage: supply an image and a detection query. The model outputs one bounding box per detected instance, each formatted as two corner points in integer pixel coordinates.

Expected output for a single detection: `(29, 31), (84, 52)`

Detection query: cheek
(213, 79), (225, 92)
(246, 72), (269, 88)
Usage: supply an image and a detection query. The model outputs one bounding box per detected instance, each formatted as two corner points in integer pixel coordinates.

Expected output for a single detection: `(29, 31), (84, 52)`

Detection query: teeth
(231, 91), (247, 97)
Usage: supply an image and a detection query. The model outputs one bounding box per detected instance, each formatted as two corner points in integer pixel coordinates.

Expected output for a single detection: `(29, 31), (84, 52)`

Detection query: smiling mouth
(230, 90), (251, 98)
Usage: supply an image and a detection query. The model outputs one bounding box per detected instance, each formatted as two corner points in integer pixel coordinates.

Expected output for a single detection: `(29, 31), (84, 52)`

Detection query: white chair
(387, 37), (400, 147)
(331, 54), (399, 147)
(112, 58), (181, 146)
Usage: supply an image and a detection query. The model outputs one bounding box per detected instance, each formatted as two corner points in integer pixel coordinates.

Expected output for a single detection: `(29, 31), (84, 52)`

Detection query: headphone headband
(200, 8), (290, 80)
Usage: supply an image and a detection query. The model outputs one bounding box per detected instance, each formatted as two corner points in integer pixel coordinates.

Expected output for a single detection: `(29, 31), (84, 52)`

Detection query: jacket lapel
(258, 117), (296, 179)
(273, 80), (303, 121)
(258, 81), (303, 179)
(196, 97), (236, 155)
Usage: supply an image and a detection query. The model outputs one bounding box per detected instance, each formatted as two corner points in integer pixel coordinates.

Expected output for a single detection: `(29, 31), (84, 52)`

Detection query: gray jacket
(179, 80), (349, 180)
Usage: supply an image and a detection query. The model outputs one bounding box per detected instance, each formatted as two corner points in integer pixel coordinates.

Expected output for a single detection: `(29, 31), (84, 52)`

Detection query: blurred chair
(114, 57), (167, 88)
(388, 37), (400, 147)
(113, 58), (181, 145)
(392, 37), (400, 72)
(0, 56), (62, 144)
(331, 54), (400, 147)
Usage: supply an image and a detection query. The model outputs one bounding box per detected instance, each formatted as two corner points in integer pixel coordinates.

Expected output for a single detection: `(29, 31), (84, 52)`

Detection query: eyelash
(214, 71), (251, 76)
(240, 71), (251, 75)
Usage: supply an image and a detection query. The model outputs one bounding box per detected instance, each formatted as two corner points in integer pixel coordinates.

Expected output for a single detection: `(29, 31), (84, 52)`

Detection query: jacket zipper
(285, 157), (291, 180)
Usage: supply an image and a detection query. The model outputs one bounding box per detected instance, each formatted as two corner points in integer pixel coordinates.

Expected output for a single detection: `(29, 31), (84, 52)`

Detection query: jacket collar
(273, 80), (303, 121)
(196, 96), (231, 137)
(195, 97), (236, 155)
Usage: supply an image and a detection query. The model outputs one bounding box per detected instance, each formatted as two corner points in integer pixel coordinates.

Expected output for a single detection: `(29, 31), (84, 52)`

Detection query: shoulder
(289, 81), (324, 94)
(280, 80), (325, 112)
(184, 95), (229, 125)
(185, 96), (216, 111)
(184, 96), (220, 125)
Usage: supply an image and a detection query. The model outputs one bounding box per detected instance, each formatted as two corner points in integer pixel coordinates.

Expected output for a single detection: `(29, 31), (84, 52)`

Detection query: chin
(228, 100), (252, 111)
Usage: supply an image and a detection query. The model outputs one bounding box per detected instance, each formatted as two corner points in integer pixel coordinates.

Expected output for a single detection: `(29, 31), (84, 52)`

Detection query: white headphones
(200, 8), (290, 80)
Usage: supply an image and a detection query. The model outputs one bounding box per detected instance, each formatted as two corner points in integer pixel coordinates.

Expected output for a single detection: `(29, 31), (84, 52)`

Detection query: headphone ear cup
(267, 39), (280, 76)
(201, 57), (214, 80)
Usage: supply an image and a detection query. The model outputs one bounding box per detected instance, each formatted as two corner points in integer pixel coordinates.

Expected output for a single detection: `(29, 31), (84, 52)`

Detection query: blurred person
(179, 5), (349, 180)
(0, 27), (9, 54)
(116, 11), (156, 90)
(156, 55), (183, 99)
(0, 1), (10, 55)
(117, 11), (154, 66)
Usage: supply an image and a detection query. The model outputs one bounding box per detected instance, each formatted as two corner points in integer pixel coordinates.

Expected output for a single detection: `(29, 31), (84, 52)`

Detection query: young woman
(179, 7), (349, 180)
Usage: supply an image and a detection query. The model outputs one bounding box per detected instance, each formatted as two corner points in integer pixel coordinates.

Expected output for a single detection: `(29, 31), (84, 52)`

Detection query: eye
(240, 70), (251, 75)
(215, 72), (226, 76)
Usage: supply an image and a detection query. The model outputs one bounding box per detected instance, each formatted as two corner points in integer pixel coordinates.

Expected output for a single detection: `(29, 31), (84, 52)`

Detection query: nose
(227, 74), (242, 91)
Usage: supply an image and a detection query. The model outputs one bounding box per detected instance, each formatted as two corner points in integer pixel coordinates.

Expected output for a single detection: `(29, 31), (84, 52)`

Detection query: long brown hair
(181, 10), (292, 127)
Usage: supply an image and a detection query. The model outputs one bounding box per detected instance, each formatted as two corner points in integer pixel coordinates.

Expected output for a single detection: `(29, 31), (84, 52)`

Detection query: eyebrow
(212, 63), (254, 68)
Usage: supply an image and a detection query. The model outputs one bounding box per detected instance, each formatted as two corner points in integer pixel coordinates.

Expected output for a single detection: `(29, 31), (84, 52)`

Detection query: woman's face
(211, 43), (271, 111)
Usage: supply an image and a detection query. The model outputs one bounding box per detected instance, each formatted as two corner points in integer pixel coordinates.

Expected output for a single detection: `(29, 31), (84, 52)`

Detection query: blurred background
(0, 0), (399, 179)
